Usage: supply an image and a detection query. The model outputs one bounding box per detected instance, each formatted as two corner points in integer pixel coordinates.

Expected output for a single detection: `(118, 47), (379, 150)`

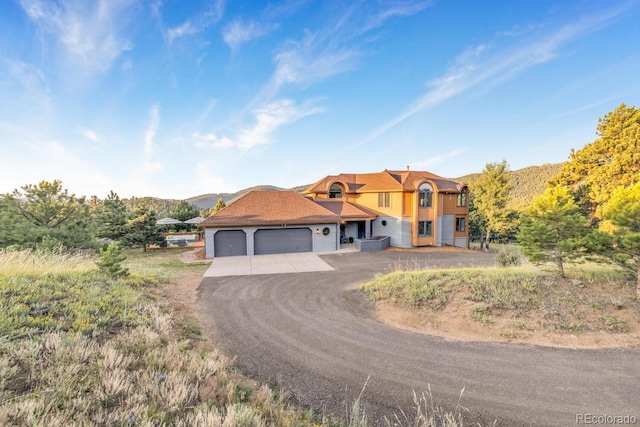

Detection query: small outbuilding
(200, 190), (341, 258)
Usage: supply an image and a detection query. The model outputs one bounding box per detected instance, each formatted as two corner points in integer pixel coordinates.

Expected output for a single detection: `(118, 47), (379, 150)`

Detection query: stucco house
(304, 169), (469, 248)
(201, 169), (468, 258)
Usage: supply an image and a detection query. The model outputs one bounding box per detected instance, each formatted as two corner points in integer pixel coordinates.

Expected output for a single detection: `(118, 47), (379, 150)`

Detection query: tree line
(0, 185), (226, 252)
(470, 103), (640, 297)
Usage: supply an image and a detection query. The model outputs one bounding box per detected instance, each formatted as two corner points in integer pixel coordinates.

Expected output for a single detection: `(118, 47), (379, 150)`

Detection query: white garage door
(254, 228), (312, 255)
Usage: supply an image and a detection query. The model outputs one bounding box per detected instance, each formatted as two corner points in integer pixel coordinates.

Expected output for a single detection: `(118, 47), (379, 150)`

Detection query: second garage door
(254, 228), (312, 255)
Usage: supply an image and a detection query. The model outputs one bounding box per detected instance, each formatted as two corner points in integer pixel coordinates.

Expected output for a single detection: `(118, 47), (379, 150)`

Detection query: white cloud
(222, 19), (275, 50)
(144, 104), (160, 155)
(80, 129), (99, 142)
(19, 0), (138, 71)
(192, 132), (235, 149)
(365, 3), (634, 143)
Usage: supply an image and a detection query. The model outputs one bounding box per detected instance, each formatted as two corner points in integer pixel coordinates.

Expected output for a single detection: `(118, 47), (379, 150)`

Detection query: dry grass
(1, 248), (469, 427)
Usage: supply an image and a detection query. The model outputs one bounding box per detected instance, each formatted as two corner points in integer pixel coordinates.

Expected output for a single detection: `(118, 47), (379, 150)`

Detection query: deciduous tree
(470, 160), (514, 250)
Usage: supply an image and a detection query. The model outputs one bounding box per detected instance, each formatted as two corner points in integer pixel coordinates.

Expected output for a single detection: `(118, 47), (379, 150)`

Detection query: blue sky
(1, 0), (639, 199)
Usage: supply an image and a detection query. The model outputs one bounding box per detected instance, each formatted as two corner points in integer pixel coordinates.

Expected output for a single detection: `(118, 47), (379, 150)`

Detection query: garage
(214, 230), (247, 257)
(254, 228), (312, 255)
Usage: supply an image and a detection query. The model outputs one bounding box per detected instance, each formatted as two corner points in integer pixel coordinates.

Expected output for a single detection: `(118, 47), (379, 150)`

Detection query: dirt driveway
(196, 251), (640, 426)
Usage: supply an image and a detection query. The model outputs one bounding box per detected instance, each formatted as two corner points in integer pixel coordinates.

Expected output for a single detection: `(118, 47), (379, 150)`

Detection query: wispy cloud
(19, 0), (138, 71)
(193, 98), (323, 151)
(144, 104), (160, 155)
(365, 3), (634, 143)
(165, 0), (225, 44)
(222, 19), (277, 50)
(409, 149), (467, 169)
(256, 0), (430, 103)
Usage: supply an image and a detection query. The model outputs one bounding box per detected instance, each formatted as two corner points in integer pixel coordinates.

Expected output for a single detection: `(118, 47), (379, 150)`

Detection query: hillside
(456, 163), (562, 210)
(186, 184), (310, 210)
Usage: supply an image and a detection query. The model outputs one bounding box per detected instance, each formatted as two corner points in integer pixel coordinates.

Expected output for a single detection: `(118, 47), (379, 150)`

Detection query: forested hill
(185, 184), (309, 210)
(455, 163), (562, 210)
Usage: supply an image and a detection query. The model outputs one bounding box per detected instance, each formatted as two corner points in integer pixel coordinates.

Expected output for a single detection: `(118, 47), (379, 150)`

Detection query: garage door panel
(254, 228), (312, 255)
(214, 230), (247, 257)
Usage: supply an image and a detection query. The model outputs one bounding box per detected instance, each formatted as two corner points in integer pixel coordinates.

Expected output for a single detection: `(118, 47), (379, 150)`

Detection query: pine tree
(518, 186), (589, 277)
(96, 242), (129, 277)
(122, 205), (165, 252)
(94, 191), (132, 241)
(600, 182), (640, 298)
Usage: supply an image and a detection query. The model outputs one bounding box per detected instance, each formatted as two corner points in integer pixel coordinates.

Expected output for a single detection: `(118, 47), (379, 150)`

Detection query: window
(418, 183), (433, 208)
(418, 220), (432, 237)
(329, 183), (343, 198)
(378, 192), (390, 208)
(322, 227), (331, 236)
(456, 217), (466, 232)
(457, 188), (467, 207)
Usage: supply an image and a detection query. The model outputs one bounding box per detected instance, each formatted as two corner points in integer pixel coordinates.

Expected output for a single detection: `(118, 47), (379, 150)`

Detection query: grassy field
(363, 257), (638, 341)
(0, 248), (466, 427)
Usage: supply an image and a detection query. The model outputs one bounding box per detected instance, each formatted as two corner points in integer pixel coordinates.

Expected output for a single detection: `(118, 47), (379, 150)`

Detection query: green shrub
(496, 246), (521, 267)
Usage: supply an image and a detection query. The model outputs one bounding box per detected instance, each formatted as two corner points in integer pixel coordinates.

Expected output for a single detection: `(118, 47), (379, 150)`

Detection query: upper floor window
(457, 188), (467, 207)
(378, 192), (390, 208)
(418, 183), (433, 208)
(329, 183), (344, 199)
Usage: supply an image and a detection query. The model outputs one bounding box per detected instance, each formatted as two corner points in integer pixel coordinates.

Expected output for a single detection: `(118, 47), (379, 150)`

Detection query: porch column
(365, 219), (371, 239)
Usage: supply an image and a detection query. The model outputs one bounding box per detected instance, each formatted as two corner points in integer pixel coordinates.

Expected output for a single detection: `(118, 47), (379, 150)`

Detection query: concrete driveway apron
(203, 252), (334, 277)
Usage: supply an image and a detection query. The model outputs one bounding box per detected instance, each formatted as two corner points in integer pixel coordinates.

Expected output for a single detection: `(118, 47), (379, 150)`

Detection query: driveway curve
(197, 251), (640, 426)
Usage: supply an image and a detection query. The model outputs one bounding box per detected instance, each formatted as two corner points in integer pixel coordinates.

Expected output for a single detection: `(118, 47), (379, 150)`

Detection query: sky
(1, 0), (639, 200)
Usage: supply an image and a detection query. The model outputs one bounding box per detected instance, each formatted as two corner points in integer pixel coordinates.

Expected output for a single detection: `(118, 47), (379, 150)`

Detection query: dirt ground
(374, 297), (640, 349)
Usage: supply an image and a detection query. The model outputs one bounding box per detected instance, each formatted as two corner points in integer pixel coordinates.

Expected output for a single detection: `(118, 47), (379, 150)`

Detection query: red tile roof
(200, 190), (340, 228)
(304, 169), (465, 194)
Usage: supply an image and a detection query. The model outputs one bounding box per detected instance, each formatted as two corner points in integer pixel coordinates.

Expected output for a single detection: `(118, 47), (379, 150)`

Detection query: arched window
(457, 187), (468, 207)
(329, 183), (344, 198)
(418, 183), (433, 208)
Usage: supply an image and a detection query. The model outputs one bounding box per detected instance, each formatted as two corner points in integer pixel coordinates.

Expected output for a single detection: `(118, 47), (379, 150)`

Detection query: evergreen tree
(96, 242), (129, 277)
(4, 180), (94, 248)
(550, 103), (640, 221)
(470, 160), (514, 250)
(518, 186), (589, 277)
(94, 191), (132, 241)
(122, 205), (165, 252)
(599, 182), (640, 298)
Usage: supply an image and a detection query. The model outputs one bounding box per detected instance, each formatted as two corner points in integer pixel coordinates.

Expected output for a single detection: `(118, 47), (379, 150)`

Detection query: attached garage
(254, 228), (312, 255)
(214, 230), (247, 257)
(200, 191), (341, 259)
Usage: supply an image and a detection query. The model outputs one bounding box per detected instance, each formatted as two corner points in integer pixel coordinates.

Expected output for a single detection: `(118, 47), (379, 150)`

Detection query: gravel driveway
(197, 251), (640, 426)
